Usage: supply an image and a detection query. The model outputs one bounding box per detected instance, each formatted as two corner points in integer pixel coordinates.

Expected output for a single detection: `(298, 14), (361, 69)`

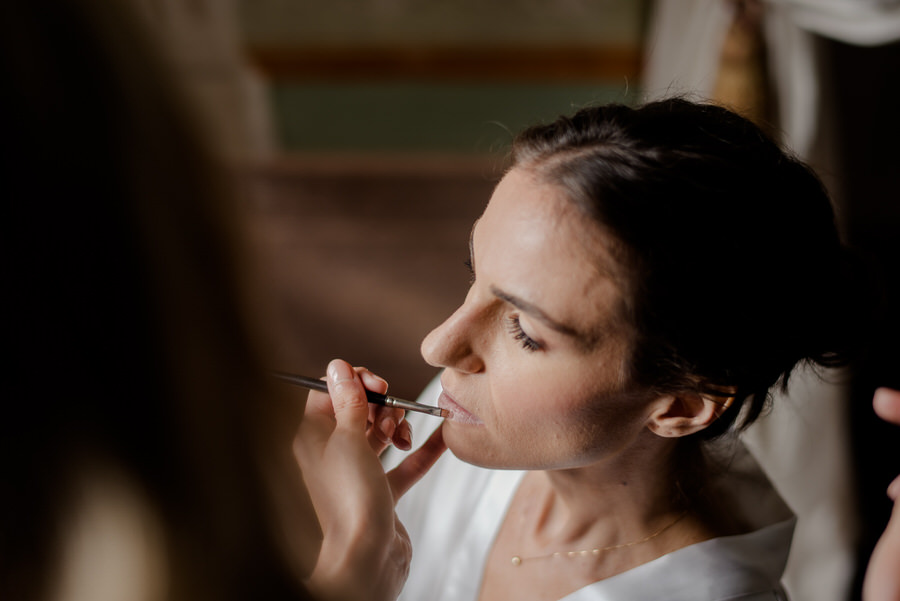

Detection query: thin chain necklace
(510, 510), (688, 566)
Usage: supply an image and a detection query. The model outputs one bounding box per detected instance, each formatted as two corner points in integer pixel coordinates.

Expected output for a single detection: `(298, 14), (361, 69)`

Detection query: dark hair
(1, 0), (308, 599)
(510, 98), (872, 438)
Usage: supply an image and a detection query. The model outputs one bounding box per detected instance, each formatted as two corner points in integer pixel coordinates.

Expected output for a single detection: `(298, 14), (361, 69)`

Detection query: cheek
(507, 375), (647, 457)
(489, 375), (591, 441)
(482, 352), (554, 417)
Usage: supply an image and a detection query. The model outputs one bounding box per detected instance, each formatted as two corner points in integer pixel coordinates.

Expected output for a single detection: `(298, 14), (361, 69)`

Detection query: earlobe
(646, 393), (733, 438)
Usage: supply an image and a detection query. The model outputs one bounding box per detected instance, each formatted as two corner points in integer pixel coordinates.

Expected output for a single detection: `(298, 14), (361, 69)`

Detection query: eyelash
(463, 259), (475, 284)
(464, 259), (539, 352)
(507, 315), (541, 352)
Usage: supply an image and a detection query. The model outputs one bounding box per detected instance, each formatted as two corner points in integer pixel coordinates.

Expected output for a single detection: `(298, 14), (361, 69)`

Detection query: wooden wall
(242, 155), (500, 400)
(229, 1), (647, 398)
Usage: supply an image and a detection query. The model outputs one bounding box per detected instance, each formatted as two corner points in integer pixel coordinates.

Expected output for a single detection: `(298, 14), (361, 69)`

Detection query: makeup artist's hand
(864, 387), (900, 601)
(294, 359), (446, 601)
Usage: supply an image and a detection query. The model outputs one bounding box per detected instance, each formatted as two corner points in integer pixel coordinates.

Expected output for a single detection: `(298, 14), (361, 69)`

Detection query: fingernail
(328, 361), (354, 383)
(381, 418), (396, 440)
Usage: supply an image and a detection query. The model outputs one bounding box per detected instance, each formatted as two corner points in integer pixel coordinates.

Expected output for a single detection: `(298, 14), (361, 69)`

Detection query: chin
(443, 430), (537, 470)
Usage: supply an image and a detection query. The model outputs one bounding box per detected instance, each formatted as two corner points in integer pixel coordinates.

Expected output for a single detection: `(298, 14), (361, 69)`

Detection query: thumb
(388, 425), (447, 500)
(327, 359), (369, 432)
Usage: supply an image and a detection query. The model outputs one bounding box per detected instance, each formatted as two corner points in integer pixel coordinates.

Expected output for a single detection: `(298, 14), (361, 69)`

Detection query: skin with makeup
(423, 167), (718, 598)
(356, 98), (875, 601)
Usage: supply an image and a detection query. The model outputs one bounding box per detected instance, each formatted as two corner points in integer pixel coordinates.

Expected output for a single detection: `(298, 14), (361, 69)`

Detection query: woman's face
(421, 167), (654, 470)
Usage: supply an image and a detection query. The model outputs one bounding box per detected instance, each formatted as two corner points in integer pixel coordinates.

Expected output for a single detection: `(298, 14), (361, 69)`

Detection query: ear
(645, 393), (735, 438)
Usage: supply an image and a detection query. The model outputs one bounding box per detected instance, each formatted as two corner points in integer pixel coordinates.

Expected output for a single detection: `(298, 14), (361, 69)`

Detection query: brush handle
(272, 371), (447, 418)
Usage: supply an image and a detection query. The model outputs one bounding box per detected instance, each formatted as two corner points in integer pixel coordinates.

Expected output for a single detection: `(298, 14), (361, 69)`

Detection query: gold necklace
(510, 511), (688, 566)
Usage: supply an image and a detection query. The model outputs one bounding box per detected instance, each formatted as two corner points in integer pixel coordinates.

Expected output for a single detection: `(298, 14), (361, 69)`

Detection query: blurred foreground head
(1, 0), (312, 599)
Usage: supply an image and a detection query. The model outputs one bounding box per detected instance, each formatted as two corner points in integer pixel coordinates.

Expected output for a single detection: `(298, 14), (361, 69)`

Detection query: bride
(381, 98), (870, 600)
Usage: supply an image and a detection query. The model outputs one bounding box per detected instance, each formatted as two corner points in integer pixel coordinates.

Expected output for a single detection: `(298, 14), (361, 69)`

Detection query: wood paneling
(241, 155), (501, 400)
(248, 44), (642, 82)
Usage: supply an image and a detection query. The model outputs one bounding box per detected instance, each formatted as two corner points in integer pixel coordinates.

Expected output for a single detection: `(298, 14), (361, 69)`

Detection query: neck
(518, 436), (705, 552)
(499, 439), (735, 582)
(536, 473), (680, 543)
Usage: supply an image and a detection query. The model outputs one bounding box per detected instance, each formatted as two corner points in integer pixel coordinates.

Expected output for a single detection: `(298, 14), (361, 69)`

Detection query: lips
(437, 390), (483, 425)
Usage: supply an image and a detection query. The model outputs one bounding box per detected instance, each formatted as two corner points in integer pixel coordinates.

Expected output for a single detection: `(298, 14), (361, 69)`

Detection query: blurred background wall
(229, 0), (649, 398)
(132, 2), (899, 600)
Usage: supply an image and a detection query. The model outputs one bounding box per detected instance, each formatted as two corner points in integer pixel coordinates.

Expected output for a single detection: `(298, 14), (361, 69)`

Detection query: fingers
(355, 366), (408, 451)
(300, 361), (407, 453)
(874, 387), (900, 426)
(299, 362), (381, 460)
(388, 424), (447, 499)
(368, 407), (412, 451)
(863, 489), (900, 601)
(393, 419), (413, 451)
(874, 388), (900, 501)
(887, 475), (900, 502)
(358, 367), (389, 396)
(369, 404), (406, 448)
(326, 359), (370, 431)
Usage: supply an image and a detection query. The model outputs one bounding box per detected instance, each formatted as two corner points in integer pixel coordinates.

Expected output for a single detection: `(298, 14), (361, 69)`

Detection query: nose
(420, 299), (485, 374)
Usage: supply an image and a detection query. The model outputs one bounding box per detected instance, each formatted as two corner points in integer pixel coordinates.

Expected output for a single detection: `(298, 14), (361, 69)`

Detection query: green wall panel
(271, 83), (637, 153)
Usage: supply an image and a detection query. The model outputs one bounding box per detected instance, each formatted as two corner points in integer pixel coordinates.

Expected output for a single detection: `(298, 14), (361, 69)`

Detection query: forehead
(476, 168), (614, 271)
(474, 169), (625, 340)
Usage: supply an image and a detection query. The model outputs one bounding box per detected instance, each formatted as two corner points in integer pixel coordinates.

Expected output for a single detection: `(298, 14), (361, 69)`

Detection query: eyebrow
(489, 285), (589, 344)
(470, 219), (597, 350)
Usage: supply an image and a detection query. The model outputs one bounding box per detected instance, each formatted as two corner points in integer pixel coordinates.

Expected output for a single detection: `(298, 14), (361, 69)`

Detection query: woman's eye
(506, 315), (541, 352)
(463, 259), (475, 284)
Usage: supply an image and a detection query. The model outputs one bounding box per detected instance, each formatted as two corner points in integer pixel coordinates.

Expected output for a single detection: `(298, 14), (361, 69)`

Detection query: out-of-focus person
(0, 1), (443, 600)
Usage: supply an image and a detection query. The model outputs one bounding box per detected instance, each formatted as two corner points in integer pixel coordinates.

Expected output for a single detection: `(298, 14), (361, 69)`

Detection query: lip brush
(272, 372), (448, 418)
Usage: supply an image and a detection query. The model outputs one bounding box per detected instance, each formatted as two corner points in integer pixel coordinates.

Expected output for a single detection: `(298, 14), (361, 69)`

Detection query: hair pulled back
(511, 98), (872, 438)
